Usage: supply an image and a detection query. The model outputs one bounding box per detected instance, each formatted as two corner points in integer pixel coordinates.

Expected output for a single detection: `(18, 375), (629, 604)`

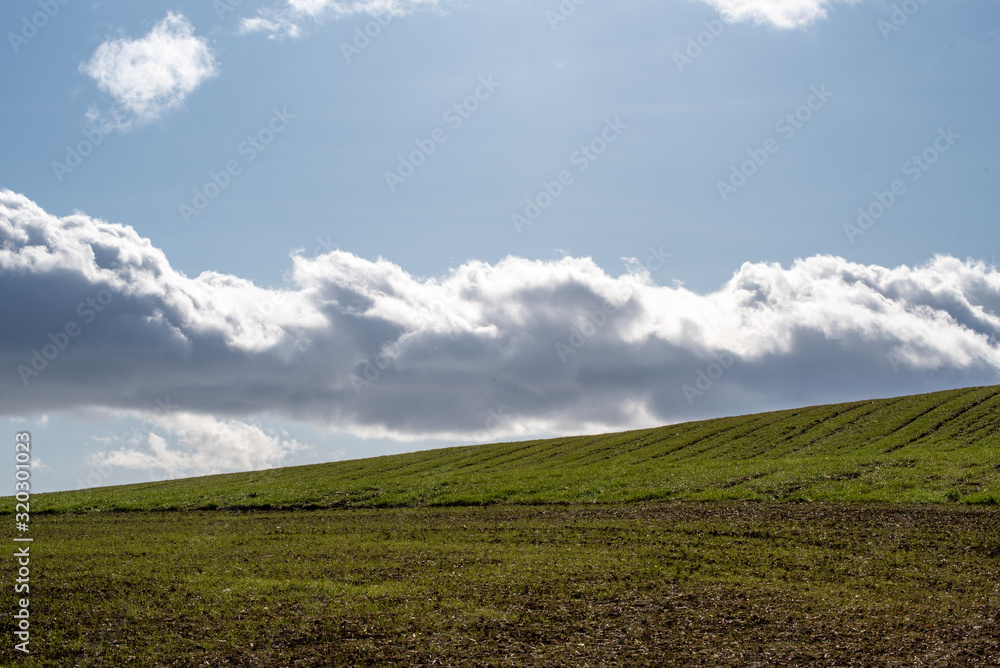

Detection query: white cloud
(239, 0), (860, 38)
(94, 412), (307, 477)
(81, 12), (217, 131)
(239, 0), (442, 39)
(2, 189), (1000, 449)
(699, 0), (860, 28)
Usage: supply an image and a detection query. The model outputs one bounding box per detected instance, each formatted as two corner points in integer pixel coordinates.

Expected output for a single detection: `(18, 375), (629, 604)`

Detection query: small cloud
(239, 0), (442, 39)
(290, 0), (337, 17)
(93, 412), (308, 477)
(699, 0), (860, 29)
(239, 15), (300, 39)
(80, 12), (217, 131)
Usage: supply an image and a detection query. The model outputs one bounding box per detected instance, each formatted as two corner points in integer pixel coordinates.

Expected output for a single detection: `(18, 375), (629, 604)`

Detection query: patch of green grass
(10, 385), (1000, 513)
(2, 503), (997, 666)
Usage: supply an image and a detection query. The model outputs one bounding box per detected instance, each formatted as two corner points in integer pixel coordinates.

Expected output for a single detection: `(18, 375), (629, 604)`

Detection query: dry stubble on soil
(3, 502), (999, 667)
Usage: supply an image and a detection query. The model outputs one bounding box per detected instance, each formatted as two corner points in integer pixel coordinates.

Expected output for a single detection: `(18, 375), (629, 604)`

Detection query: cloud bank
(3, 190), (1000, 449)
(80, 12), (217, 130)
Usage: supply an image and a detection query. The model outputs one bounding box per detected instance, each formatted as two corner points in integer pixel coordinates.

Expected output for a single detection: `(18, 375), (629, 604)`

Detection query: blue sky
(2, 0), (999, 492)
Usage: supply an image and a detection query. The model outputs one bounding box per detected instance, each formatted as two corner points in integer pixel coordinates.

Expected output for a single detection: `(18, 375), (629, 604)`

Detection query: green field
(25, 384), (1000, 513)
(2, 503), (999, 666)
(3, 386), (1000, 666)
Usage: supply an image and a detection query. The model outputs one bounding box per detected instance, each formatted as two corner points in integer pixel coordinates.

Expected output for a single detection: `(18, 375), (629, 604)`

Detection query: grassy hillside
(15, 385), (1000, 513)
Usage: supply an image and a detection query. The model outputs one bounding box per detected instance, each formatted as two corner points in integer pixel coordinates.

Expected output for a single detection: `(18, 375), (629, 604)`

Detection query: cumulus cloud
(699, 0), (860, 28)
(2, 190), (1000, 448)
(94, 411), (307, 478)
(239, 0), (442, 38)
(80, 12), (217, 131)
